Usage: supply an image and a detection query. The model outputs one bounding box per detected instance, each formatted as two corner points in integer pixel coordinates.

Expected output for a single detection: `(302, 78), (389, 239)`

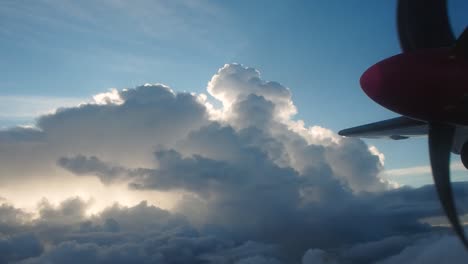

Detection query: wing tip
(338, 130), (347, 136)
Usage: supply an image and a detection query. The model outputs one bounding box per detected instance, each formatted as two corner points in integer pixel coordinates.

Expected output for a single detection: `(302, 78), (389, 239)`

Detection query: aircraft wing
(338, 116), (427, 140)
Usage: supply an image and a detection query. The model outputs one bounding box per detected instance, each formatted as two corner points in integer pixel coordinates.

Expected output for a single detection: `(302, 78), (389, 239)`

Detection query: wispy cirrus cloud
(379, 162), (467, 188)
(383, 162), (465, 177)
(0, 0), (243, 55)
(385, 163), (465, 177)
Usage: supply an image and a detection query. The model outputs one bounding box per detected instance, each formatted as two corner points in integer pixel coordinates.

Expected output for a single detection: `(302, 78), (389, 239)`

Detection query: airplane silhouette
(339, 0), (468, 247)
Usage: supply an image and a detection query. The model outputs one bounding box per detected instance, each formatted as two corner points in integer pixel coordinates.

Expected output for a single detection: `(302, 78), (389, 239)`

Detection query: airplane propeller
(397, 0), (455, 52)
(429, 124), (468, 247)
(398, 0), (468, 247)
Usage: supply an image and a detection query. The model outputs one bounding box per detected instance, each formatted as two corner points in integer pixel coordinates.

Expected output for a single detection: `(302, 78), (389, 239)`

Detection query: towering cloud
(1, 64), (467, 263)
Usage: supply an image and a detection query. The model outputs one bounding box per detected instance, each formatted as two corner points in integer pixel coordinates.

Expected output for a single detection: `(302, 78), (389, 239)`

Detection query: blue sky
(1, 0), (468, 186)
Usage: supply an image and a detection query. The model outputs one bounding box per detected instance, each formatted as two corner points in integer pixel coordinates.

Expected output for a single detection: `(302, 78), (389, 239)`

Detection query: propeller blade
(454, 27), (468, 59)
(397, 0), (455, 52)
(429, 123), (468, 248)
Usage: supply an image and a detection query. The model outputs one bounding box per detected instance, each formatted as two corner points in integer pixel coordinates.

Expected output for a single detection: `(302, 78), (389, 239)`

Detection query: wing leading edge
(339, 116), (427, 140)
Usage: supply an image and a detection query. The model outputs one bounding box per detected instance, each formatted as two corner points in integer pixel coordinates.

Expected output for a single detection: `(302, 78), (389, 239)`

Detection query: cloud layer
(1, 64), (468, 263)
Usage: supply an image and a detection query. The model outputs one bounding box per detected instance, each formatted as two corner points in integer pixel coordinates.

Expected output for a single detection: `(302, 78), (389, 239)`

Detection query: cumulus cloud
(302, 249), (337, 264)
(376, 233), (468, 264)
(0, 198), (283, 264)
(207, 64), (296, 121)
(1, 64), (467, 262)
(301, 230), (468, 264)
(0, 233), (43, 263)
(57, 155), (127, 184)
